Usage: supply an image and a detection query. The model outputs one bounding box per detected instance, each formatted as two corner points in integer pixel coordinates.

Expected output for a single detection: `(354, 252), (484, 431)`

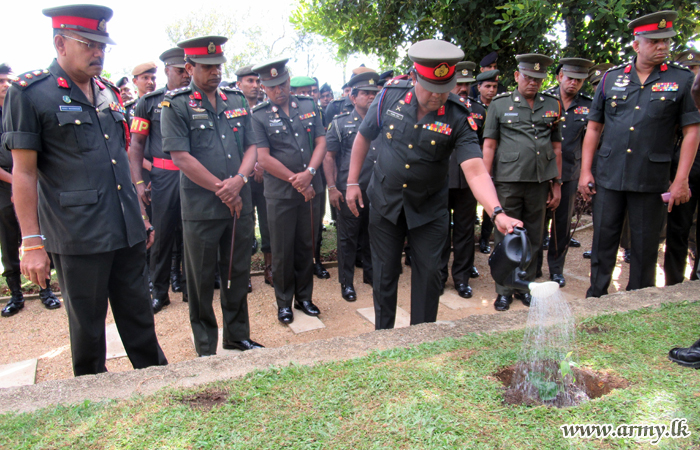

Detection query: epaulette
(448, 94), (470, 111)
(251, 100), (270, 112)
(124, 97), (138, 108)
(668, 61), (692, 72)
(141, 87), (166, 100)
(164, 86), (192, 98)
(333, 111), (351, 121)
(606, 61), (630, 73)
(468, 96), (486, 108)
(579, 92), (593, 101)
(329, 98), (345, 105)
(492, 91), (513, 102)
(296, 94), (314, 101)
(12, 69), (50, 89)
(383, 79), (414, 89)
(96, 75), (117, 90)
(542, 91), (560, 100)
(221, 86), (244, 94)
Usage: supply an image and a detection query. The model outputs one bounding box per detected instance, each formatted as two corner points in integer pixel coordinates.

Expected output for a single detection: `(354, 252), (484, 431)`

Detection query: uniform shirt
(125, 96), (152, 161)
(448, 96), (486, 190)
(588, 59), (700, 192)
(161, 83), (254, 221)
(131, 87), (169, 160)
(326, 109), (376, 191)
(1, 59), (145, 255)
(358, 79), (482, 229)
(545, 86), (592, 182)
(251, 95), (325, 200)
(483, 90), (562, 183)
(325, 96), (353, 127)
(0, 106), (10, 170)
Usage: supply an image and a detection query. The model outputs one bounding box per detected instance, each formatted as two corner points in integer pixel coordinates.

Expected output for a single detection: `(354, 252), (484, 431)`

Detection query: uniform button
(111, 159), (116, 165)
(408, 144), (413, 149)
(405, 164), (410, 169)
(295, 133), (299, 136)
(630, 127), (634, 131)
(301, 149), (304, 152)
(228, 154), (231, 159)
(660, 97), (665, 101)
(104, 134), (109, 139)
(562, 125), (566, 128)
(431, 140), (436, 145)
(389, 124), (394, 130)
(96, 108), (99, 112)
(200, 125), (205, 129)
(414, 125), (418, 129)
(75, 120), (81, 125)
(535, 136), (538, 140)
(537, 151), (540, 155)
(641, 86), (644, 89)
(627, 149), (632, 153)
(635, 106), (640, 110)
(117, 184), (122, 190)
(304, 164), (307, 168)
(402, 184), (407, 188)
(222, 135), (226, 139)
(508, 120), (512, 123)
(276, 130), (280, 134)
(531, 124), (535, 127)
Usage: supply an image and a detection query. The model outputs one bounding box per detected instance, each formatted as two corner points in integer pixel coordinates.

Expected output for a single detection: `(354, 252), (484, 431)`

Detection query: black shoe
(278, 307), (294, 324)
(469, 266), (479, 278)
(313, 262), (330, 279)
(669, 344), (700, 369)
(251, 238), (259, 256)
(341, 285), (357, 302)
(39, 287), (62, 310)
(542, 235), (550, 250)
(152, 297), (171, 314)
(550, 273), (566, 287)
(1, 300), (24, 317)
(583, 250), (592, 259)
(569, 238), (581, 248)
(248, 277), (253, 293)
(170, 271), (183, 293)
(404, 254), (412, 266)
(623, 248), (631, 264)
(223, 339), (264, 351)
(494, 295), (512, 311)
(455, 283), (473, 299)
(479, 238), (491, 254)
(294, 300), (320, 316)
(514, 292), (532, 307)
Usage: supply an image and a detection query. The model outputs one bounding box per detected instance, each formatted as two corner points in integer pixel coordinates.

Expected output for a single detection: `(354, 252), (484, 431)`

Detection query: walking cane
(310, 196), (316, 261)
(227, 214), (237, 289)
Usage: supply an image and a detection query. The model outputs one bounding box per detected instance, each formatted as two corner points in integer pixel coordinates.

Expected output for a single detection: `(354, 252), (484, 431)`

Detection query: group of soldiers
(1, 4), (700, 377)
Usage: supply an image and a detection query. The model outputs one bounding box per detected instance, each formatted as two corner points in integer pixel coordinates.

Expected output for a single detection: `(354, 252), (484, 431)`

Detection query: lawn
(1, 301), (699, 449)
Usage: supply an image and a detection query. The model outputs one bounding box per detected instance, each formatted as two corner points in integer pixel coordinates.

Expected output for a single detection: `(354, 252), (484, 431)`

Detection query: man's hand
(547, 182), (562, 210)
(136, 182), (150, 206)
(253, 162), (264, 183)
(328, 188), (344, 210)
(493, 213), (523, 235)
(578, 172), (596, 201)
(346, 185), (364, 217)
(667, 177), (692, 212)
(144, 219), (155, 249)
(21, 249), (51, 289)
(289, 170), (313, 191)
(143, 159), (153, 171)
(223, 195), (243, 218)
(215, 177), (244, 204)
(301, 185), (315, 202)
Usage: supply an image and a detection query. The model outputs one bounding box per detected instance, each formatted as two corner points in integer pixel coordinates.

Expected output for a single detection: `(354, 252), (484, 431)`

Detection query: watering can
(489, 226), (533, 291)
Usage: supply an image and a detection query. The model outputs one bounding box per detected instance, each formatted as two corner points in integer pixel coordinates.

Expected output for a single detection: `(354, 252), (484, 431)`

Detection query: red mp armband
(130, 117), (150, 136)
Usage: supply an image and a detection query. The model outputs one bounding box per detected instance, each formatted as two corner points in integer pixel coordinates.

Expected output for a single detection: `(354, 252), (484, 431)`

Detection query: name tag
(60, 105), (82, 112)
(192, 114), (208, 120)
(344, 124), (356, 128)
(269, 121), (283, 127)
(503, 112), (518, 116)
(387, 110), (403, 120)
(611, 87), (627, 91)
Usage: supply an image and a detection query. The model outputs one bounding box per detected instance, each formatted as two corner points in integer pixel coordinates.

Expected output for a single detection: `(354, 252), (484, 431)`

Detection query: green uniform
(483, 90), (562, 295)
(161, 83), (254, 356)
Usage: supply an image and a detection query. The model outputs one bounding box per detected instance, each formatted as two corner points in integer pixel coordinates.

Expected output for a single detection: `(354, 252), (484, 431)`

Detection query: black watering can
(489, 227), (533, 291)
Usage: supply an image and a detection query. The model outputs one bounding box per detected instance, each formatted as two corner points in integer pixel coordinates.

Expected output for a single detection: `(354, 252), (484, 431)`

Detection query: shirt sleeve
(453, 110), (483, 164)
(482, 100), (500, 140)
(161, 99), (191, 153)
(313, 104), (325, 139)
(1, 85), (43, 152)
(130, 97), (151, 136)
(587, 78), (606, 124)
(252, 112), (270, 149)
(325, 119), (341, 153)
(358, 92), (383, 141)
(679, 73), (700, 128)
(242, 108), (256, 148)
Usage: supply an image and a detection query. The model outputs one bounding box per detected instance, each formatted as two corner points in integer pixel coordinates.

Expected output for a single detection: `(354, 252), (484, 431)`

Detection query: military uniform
(325, 96), (353, 127)
(0, 106), (20, 287)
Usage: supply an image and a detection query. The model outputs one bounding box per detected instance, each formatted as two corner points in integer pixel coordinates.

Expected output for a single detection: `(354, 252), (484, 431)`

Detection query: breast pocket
(648, 91), (678, 118)
(499, 114), (520, 127)
(604, 97), (623, 116)
(266, 124), (290, 148)
(418, 130), (452, 161)
(190, 120), (215, 151)
(56, 111), (97, 152)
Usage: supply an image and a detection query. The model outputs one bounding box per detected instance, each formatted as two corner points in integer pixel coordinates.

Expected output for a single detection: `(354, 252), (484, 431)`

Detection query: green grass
(2, 302), (700, 449)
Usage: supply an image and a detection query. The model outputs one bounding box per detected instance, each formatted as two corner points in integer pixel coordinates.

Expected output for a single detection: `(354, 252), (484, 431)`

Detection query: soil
(175, 389), (230, 411)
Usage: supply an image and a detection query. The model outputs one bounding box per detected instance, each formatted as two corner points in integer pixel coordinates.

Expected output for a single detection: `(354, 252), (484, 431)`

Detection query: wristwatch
(237, 173), (248, 183)
(491, 206), (504, 223)
(553, 178), (563, 185)
(308, 167), (317, 176)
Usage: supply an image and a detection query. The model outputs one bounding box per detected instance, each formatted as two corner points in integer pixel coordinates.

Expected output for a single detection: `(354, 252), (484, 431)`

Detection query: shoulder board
(544, 87), (559, 96)
(296, 95), (314, 101)
(468, 96), (485, 108)
(142, 87), (166, 100)
(334, 111), (351, 120)
(579, 92), (593, 101)
(97, 76), (117, 90)
(12, 69), (50, 89)
(252, 100), (270, 112)
(542, 91), (560, 100)
(330, 98), (345, 105)
(384, 79), (414, 89)
(124, 98), (138, 108)
(222, 86), (244, 94)
(668, 61), (691, 72)
(447, 95), (470, 111)
(492, 91), (512, 101)
(164, 86), (192, 99)
(606, 62), (629, 74)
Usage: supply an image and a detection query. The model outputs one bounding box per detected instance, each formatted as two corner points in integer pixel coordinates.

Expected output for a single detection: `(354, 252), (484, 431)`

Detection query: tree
(292, 0), (700, 86)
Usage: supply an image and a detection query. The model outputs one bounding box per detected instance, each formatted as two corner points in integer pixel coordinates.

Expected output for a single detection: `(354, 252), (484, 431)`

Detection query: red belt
(152, 158), (179, 171)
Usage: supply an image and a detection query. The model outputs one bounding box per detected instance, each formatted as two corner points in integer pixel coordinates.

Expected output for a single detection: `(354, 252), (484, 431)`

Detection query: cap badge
(97, 19), (106, 32)
(461, 69), (469, 76)
(595, 70), (601, 76)
(658, 19), (667, 29)
(689, 54), (695, 60)
(533, 63), (540, 71)
(433, 63), (450, 78)
(207, 42), (216, 54)
(368, 79), (374, 85)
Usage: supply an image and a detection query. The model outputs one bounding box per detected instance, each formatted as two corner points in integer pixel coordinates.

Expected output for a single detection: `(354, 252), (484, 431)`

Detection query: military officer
(482, 53), (563, 311)
(579, 11), (700, 297)
(161, 36), (263, 355)
(534, 58), (594, 287)
(290, 76), (315, 97)
(470, 52), (508, 98)
(439, 61), (481, 298)
(2, 5), (167, 375)
(325, 67), (374, 122)
(324, 71), (380, 302)
(346, 40), (522, 329)
(128, 48), (191, 313)
(252, 58), (327, 325)
(676, 49), (700, 75)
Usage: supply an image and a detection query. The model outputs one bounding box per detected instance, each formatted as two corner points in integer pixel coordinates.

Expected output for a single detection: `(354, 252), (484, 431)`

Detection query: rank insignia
(189, 100), (198, 107)
(660, 63), (668, 72)
(57, 77), (69, 88)
(509, 106), (514, 111)
(193, 91), (202, 100)
(25, 74), (33, 79)
(19, 81), (27, 87)
(33, 70), (42, 76)
(219, 90), (227, 101)
(225, 108), (247, 119)
(62, 95), (71, 104)
(651, 82), (678, 92)
(437, 105), (445, 116)
(467, 116), (477, 131)
(424, 121), (452, 136)
(624, 65), (631, 74)
(95, 79), (106, 89)
(543, 111), (559, 118)
(610, 101), (617, 107)
(272, 106), (278, 113)
(291, 102), (297, 108)
(404, 92), (413, 104)
(299, 111), (316, 120)
(109, 102), (126, 114)
(573, 106), (589, 115)
(161, 101), (170, 108)
(386, 132), (392, 139)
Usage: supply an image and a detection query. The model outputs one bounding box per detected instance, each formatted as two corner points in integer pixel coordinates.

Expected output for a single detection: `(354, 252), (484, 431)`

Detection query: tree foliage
(292, 0), (700, 85)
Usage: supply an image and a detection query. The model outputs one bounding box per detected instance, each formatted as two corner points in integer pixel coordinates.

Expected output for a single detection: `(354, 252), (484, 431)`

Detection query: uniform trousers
(587, 185), (665, 297)
(369, 206), (447, 329)
(0, 184), (20, 279)
(149, 167), (182, 301)
(267, 196), (318, 308)
(480, 211), (494, 244)
(52, 242), (167, 376)
(250, 178), (271, 253)
(440, 187), (477, 286)
(336, 189), (372, 287)
(183, 215), (253, 356)
(536, 180), (577, 275)
(494, 181), (550, 296)
(664, 178), (700, 285)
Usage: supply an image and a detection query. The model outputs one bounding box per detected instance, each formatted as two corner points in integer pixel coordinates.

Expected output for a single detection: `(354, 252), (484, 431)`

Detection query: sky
(0, 0), (380, 96)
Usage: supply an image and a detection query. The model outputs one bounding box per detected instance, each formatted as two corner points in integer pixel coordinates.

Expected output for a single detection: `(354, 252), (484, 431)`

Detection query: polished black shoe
(170, 271), (183, 293)
(152, 297), (171, 314)
(248, 277), (253, 293)
(294, 300), (321, 316)
(569, 237), (581, 248)
(469, 266), (479, 278)
(1, 301), (24, 317)
(341, 285), (357, 302)
(479, 238), (491, 254)
(623, 248), (631, 264)
(313, 262), (330, 279)
(669, 342), (700, 369)
(582, 250), (592, 259)
(39, 287), (62, 310)
(550, 273), (566, 287)
(223, 339), (265, 351)
(278, 307), (294, 324)
(494, 295), (512, 311)
(514, 292), (532, 307)
(455, 283), (473, 299)
(542, 235), (550, 250)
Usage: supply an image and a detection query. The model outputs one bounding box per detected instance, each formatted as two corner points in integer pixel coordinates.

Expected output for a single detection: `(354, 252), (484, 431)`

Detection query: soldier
(2, 5), (167, 375)
(470, 51), (508, 98)
(319, 83), (333, 110)
(579, 11), (700, 298)
(160, 36), (263, 355)
(324, 71), (379, 302)
(482, 53), (563, 311)
(346, 40), (522, 329)
(439, 61), (481, 298)
(236, 64), (273, 287)
(128, 48), (191, 313)
(115, 76), (134, 103)
(252, 58), (327, 325)
(326, 67), (374, 122)
(534, 58), (594, 287)
(290, 76), (315, 97)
